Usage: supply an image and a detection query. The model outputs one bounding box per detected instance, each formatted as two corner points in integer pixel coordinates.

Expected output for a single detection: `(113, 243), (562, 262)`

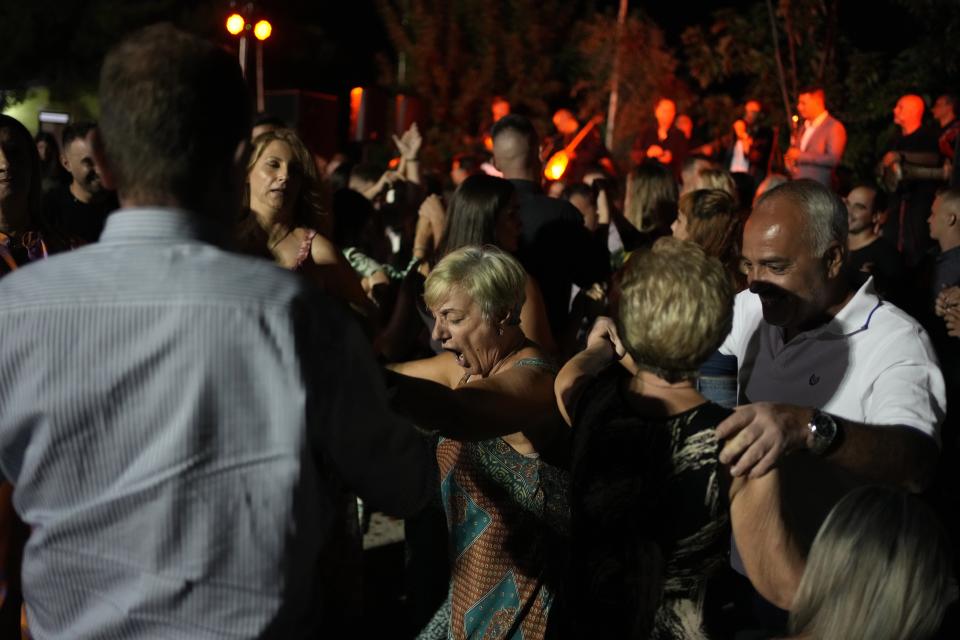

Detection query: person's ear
(496, 309), (517, 334)
(824, 241), (845, 279)
(89, 130), (117, 191)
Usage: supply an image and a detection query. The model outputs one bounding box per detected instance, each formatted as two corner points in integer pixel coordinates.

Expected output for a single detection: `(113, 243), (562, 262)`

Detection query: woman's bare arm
(385, 363), (559, 441)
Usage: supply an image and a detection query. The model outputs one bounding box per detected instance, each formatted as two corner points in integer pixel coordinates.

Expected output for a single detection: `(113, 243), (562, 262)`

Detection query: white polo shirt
(720, 277), (944, 443)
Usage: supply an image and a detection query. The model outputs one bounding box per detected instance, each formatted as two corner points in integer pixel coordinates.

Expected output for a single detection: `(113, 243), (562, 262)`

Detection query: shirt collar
(98, 208), (221, 244)
(805, 110), (830, 130)
(508, 179), (542, 195)
(802, 276), (881, 339)
(935, 245), (960, 263)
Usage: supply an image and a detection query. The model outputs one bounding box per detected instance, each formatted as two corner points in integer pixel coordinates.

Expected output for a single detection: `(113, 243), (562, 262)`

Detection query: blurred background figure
(787, 486), (955, 640)
(631, 98), (688, 180)
(41, 121), (118, 244)
(34, 131), (68, 195)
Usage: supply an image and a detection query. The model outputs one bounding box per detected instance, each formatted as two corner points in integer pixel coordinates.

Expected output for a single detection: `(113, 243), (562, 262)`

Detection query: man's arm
(716, 403), (938, 492)
(301, 299), (434, 517)
(728, 470), (805, 610)
(798, 119), (847, 169)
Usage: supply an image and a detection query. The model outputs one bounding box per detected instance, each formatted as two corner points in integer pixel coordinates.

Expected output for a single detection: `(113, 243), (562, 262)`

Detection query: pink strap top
(293, 230), (318, 272)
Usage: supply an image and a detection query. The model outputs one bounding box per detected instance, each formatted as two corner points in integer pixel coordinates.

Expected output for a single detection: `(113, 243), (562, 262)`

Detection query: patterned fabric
(342, 247), (385, 278)
(293, 229), (317, 271)
(424, 357), (568, 640)
(563, 366), (733, 639)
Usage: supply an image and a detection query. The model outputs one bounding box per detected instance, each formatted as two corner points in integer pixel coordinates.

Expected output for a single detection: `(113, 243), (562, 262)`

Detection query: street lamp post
(225, 8), (272, 112)
(253, 20), (272, 113)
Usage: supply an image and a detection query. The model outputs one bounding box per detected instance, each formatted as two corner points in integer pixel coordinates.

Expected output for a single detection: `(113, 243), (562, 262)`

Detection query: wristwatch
(807, 409), (839, 456)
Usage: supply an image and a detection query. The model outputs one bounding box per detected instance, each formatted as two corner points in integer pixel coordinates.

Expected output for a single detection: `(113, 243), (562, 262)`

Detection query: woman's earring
(497, 325), (504, 336)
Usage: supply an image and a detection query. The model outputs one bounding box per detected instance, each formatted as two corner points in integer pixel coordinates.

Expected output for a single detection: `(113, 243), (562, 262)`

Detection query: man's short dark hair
(252, 112), (286, 130)
(490, 114), (538, 145)
(98, 23), (249, 207)
(351, 163), (386, 185)
(61, 122), (97, 149)
(938, 94), (958, 110)
(850, 183), (887, 215)
(452, 153), (480, 173)
(799, 85), (825, 98)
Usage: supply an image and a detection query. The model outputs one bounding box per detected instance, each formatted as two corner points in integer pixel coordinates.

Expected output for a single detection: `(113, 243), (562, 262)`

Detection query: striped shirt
(0, 208), (432, 638)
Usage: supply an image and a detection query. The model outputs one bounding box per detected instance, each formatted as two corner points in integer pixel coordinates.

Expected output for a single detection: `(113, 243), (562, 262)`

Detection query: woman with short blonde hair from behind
(618, 237), (733, 381)
(788, 485), (954, 640)
(554, 237), (737, 638)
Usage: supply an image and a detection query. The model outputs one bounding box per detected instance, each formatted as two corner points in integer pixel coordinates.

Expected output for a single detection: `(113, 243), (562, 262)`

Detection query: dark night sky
(252, 0), (919, 94)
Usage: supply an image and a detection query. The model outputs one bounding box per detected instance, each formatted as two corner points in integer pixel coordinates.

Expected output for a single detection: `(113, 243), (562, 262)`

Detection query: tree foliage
(377, 0), (583, 164)
(573, 9), (689, 167)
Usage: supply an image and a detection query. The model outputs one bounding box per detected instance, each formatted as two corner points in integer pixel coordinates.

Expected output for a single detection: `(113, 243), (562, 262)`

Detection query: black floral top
(560, 366), (733, 639)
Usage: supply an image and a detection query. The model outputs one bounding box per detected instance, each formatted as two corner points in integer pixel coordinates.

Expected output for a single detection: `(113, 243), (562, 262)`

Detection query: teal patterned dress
(417, 359), (568, 640)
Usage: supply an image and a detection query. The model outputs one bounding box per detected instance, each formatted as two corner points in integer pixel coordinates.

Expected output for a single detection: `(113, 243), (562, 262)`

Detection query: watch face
(811, 412), (837, 454)
(814, 413), (836, 437)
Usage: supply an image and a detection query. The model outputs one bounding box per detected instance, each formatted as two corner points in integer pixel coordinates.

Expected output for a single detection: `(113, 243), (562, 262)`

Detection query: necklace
(489, 339), (527, 377)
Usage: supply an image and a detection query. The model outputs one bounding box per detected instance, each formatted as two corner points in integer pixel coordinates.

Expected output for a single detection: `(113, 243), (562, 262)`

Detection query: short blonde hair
(789, 486), (954, 640)
(424, 245), (526, 322)
(618, 237), (733, 381)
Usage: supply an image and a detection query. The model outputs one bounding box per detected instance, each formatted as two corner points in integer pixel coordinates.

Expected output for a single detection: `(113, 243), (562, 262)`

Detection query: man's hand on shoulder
(716, 403), (815, 478)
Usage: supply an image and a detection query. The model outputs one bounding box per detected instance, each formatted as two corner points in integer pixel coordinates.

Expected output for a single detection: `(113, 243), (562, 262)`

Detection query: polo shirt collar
(790, 277), (881, 341)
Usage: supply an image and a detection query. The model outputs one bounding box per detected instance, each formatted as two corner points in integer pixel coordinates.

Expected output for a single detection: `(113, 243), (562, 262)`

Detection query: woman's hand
(585, 316), (625, 359)
(393, 123), (423, 161)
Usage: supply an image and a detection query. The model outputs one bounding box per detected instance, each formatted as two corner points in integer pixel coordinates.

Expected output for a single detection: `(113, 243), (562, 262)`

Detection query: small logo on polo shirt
(809, 374), (820, 386)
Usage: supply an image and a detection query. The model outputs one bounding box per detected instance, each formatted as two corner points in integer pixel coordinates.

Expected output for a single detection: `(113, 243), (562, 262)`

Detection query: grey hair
(424, 245), (526, 323)
(789, 486), (954, 640)
(755, 179), (847, 256)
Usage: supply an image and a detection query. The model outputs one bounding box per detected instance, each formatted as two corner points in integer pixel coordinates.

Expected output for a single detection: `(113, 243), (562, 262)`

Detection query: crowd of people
(0, 21), (958, 640)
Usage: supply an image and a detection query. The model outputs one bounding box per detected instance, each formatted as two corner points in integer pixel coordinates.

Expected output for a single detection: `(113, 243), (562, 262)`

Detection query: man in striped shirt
(0, 24), (433, 638)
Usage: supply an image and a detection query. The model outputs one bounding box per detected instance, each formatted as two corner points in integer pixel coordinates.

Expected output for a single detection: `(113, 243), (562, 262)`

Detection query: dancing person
(671, 189), (743, 407)
(241, 128), (377, 327)
(387, 246), (568, 640)
(0, 24), (434, 637)
(491, 114), (608, 337)
(553, 238), (736, 638)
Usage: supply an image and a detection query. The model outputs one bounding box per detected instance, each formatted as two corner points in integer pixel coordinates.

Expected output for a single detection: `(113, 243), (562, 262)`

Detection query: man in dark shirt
(631, 98), (688, 180)
(880, 95), (941, 267)
(844, 184), (907, 306)
(491, 114), (609, 341)
(42, 121), (118, 243)
(928, 187), (960, 301)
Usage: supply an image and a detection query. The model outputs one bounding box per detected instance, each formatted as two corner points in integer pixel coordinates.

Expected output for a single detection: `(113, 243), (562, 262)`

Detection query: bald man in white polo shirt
(717, 179), (943, 490)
